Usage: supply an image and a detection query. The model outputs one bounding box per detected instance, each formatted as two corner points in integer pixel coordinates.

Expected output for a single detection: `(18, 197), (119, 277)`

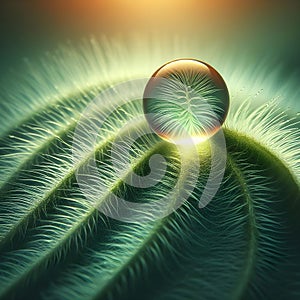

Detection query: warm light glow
(160, 134), (211, 145)
(33, 0), (275, 36)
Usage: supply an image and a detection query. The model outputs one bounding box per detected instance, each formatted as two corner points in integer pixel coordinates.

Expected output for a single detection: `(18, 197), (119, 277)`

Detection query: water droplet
(143, 59), (230, 144)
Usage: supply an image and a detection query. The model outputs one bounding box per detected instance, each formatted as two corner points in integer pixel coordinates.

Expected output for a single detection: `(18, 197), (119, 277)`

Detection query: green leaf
(0, 37), (299, 300)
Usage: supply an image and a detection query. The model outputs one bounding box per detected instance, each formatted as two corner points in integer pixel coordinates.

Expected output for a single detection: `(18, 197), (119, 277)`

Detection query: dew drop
(143, 59), (229, 144)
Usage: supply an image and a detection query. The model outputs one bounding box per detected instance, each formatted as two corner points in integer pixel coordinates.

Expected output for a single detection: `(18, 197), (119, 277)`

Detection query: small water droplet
(143, 59), (229, 144)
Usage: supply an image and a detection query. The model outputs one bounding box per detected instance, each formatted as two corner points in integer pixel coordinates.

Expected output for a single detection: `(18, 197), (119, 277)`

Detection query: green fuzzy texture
(0, 37), (299, 300)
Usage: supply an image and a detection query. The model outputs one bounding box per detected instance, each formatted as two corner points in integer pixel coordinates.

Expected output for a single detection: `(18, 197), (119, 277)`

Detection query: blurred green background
(1, 1), (300, 78)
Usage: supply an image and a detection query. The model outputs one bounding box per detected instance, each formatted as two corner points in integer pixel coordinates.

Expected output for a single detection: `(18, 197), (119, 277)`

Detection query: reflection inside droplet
(143, 59), (229, 144)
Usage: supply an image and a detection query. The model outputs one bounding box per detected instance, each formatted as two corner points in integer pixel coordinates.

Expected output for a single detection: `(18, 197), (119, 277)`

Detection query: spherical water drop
(143, 59), (229, 144)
